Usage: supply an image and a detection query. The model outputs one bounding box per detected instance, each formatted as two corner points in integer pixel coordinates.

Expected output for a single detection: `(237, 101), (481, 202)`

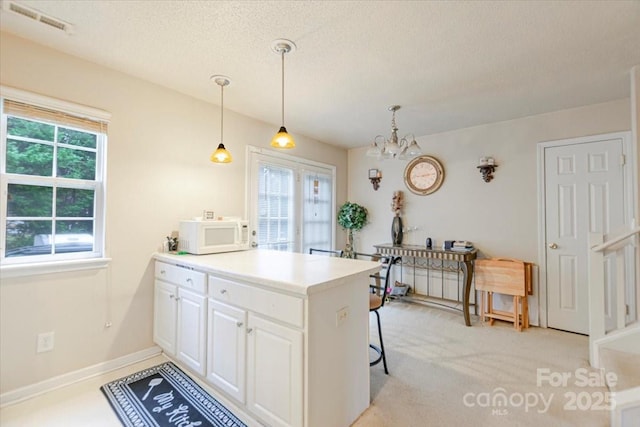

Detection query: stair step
(599, 347), (640, 392)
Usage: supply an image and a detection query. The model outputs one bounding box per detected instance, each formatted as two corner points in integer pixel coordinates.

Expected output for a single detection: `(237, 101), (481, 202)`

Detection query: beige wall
(347, 99), (633, 262)
(0, 33), (348, 394)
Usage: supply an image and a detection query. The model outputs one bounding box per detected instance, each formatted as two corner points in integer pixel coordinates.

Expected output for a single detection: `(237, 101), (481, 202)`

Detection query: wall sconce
(477, 157), (498, 182)
(369, 168), (382, 190)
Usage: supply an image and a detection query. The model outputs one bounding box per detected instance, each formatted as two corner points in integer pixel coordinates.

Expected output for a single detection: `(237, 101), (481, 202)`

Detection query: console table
(374, 243), (478, 326)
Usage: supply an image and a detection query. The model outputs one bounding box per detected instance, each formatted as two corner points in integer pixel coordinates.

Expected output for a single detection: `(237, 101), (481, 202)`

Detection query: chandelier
(366, 105), (422, 160)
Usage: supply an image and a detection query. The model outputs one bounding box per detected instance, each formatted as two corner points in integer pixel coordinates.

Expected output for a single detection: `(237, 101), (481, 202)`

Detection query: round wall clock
(404, 155), (445, 195)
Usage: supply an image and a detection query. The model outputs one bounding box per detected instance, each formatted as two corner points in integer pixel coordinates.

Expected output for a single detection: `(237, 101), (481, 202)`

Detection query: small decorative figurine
(166, 236), (179, 252)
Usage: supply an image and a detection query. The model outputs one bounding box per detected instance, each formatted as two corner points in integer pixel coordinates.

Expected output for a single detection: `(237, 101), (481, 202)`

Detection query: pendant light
(210, 75), (233, 163)
(270, 39), (296, 149)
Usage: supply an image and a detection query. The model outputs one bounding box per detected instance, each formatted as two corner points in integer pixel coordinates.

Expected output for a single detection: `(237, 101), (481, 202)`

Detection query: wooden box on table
(475, 258), (532, 331)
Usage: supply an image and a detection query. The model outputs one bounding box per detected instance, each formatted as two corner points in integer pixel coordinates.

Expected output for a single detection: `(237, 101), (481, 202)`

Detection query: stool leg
(523, 295), (529, 329)
(374, 310), (388, 375)
(480, 291), (485, 322)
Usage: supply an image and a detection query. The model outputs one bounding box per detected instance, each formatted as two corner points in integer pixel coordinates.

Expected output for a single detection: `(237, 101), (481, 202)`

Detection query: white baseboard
(0, 346), (161, 408)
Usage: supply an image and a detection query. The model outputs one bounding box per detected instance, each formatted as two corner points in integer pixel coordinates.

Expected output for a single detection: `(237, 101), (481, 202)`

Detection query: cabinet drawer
(156, 261), (206, 294)
(209, 276), (303, 328)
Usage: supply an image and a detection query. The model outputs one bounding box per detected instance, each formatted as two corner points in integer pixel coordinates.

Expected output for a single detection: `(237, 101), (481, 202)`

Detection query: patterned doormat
(101, 361), (247, 427)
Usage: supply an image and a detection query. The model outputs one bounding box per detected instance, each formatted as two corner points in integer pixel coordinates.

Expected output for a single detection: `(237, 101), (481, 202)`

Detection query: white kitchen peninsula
(153, 249), (380, 427)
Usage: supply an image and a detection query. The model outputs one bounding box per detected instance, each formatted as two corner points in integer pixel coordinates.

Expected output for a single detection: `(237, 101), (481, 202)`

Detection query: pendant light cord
(281, 50), (285, 127)
(220, 83), (224, 142)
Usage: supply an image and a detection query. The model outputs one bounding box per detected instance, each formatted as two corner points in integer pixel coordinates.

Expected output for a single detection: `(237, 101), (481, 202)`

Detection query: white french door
(247, 147), (336, 254)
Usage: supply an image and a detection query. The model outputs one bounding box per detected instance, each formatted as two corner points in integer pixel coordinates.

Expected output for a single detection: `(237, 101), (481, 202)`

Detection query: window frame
(0, 86), (111, 277)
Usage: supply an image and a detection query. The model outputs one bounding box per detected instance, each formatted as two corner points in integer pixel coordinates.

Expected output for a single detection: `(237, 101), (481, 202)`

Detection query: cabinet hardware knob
(175, 297), (181, 301)
(169, 294), (175, 299)
(548, 243), (558, 249)
(237, 322), (243, 327)
(220, 289), (227, 294)
(161, 270), (166, 274)
(247, 328), (253, 334)
(186, 278), (193, 283)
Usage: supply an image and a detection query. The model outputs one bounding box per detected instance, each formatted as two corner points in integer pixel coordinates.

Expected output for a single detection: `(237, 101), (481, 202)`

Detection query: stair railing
(588, 225), (640, 367)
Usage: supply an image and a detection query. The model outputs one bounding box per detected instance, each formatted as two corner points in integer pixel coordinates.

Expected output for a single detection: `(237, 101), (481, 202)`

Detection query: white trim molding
(0, 346), (161, 407)
(0, 257), (111, 278)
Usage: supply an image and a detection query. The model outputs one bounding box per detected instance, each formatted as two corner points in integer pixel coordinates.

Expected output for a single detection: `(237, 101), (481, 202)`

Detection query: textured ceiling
(1, 0), (639, 149)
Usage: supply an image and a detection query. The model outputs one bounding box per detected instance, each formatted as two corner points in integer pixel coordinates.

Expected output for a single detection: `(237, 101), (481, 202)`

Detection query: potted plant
(337, 201), (368, 258)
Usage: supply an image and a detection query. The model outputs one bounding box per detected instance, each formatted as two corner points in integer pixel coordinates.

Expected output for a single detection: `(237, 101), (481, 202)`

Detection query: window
(248, 147), (336, 254)
(1, 87), (110, 269)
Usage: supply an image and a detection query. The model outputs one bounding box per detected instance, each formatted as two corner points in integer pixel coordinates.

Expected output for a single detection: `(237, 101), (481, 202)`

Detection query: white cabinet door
(153, 280), (177, 355)
(207, 299), (247, 403)
(177, 288), (207, 375)
(247, 313), (303, 427)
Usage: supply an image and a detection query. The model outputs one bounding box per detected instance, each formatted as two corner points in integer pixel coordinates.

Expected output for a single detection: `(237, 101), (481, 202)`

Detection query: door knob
(548, 243), (558, 249)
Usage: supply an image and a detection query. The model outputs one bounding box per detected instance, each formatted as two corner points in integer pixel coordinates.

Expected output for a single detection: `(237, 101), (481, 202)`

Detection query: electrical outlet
(37, 331), (55, 353)
(336, 306), (349, 326)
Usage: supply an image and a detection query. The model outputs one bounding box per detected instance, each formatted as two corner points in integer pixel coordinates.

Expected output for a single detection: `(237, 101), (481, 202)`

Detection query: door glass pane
(302, 172), (333, 254)
(257, 165), (294, 251)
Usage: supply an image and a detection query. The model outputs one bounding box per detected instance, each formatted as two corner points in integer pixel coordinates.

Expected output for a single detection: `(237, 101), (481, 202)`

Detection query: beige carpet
(353, 301), (610, 427)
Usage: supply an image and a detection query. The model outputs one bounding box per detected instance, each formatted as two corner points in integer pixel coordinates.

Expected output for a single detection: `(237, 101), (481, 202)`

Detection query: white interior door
(544, 134), (627, 334)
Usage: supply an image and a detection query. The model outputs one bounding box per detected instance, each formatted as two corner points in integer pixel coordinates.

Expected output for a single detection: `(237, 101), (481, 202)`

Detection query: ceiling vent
(2, 1), (74, 34)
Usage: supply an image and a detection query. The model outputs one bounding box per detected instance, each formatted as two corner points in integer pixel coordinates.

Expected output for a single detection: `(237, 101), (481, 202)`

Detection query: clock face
(404, 155), (444, 195)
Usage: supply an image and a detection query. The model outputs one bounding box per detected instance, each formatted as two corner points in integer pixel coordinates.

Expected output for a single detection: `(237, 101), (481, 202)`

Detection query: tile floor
(0, 354), (258, 427)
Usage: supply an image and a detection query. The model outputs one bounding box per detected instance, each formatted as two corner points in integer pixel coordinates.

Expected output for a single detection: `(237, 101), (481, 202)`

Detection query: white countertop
(154, 249), (380, 296)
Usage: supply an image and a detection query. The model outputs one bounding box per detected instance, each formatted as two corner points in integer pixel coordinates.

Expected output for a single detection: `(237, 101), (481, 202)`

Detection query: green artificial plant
(337, 201), (368, 258)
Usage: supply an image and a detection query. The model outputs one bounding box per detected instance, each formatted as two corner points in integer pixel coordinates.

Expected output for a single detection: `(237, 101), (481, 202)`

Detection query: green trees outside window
(4, 116), (98, 257)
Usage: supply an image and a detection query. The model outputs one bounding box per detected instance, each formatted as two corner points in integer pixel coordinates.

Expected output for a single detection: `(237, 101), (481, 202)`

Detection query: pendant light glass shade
(271, 39), (296, 149)
(366, 135), (384, 157)
(271, 126), (295, 148)
(211, 143), (232, 163)
(210, 75), (233, 164)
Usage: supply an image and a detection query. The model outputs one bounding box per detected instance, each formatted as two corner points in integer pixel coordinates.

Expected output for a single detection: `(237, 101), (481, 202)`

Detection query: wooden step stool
(475, 258), (533, 331)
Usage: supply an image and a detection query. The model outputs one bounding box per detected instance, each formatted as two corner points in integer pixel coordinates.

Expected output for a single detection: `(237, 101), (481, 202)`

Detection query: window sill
(0, 257), (111, 279)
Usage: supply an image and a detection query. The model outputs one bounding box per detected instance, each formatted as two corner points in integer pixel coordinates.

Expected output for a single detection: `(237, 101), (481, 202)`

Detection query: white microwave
(179, 219), (250, 255)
